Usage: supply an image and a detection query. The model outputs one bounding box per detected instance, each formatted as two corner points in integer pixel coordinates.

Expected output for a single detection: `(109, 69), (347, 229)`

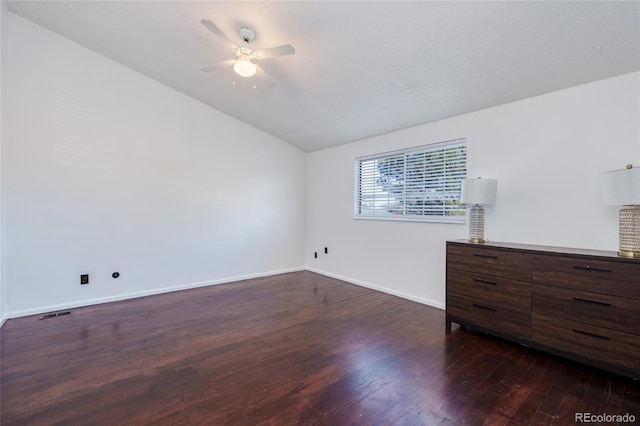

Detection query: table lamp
(460, 177), (498, 243)
(601, 164), (640, 257)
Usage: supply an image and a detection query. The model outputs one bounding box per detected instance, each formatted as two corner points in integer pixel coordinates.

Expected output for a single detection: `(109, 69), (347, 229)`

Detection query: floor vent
(39, 310), (73, 320)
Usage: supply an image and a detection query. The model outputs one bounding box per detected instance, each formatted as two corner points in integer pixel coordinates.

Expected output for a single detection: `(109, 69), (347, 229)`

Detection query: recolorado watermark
(575, 412), (636, 423)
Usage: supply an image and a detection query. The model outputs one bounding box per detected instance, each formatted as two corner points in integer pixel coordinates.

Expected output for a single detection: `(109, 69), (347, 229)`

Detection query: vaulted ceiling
(7, 1), (640, 152)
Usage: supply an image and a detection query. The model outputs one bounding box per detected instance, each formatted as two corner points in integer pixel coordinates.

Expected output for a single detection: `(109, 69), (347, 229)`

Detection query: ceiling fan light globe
(234, 59), (256, 78)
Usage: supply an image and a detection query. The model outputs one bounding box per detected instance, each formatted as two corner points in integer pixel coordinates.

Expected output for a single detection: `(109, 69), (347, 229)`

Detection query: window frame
(354, 138), (467, 224)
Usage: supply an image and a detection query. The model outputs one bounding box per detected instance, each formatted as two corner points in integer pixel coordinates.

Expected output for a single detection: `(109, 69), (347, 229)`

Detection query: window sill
(353, 215), (466, 224)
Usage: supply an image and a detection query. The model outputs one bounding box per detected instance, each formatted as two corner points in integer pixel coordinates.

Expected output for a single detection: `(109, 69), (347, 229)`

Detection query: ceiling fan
(200, 19), (295, 86)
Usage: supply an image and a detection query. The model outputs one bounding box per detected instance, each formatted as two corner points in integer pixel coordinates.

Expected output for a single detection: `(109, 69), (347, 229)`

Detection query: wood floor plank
(505, 357), (556, 424)
(1, 271), (638, 425)
(621, 382), (640, 421)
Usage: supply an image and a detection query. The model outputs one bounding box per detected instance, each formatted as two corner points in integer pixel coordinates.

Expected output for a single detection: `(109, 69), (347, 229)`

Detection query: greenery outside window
(354, 139), (467, 223)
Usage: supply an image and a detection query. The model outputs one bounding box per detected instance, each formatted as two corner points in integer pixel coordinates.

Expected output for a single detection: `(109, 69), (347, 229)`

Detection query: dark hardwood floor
(1, 271), (638, 425)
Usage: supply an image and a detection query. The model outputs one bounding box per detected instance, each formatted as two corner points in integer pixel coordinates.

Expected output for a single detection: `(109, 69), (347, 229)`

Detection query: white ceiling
(7, 1), (640, 152)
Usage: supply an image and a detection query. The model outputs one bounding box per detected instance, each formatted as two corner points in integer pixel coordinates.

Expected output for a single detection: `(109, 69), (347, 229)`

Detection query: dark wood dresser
(446, 240), (640, 379)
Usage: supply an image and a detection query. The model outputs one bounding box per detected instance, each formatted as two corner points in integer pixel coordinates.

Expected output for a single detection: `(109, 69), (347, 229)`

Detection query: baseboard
(4, 266), (443, 321)
(305, 267), (445, 310)
(5, 267), (305, 320)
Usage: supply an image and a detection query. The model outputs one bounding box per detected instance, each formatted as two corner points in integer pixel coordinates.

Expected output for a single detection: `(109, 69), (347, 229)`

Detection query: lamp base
(618, 205), (640, 258)
(618, 249), (640, 258)
(468, 237), (486, 244)
(468, 204), (486, 243)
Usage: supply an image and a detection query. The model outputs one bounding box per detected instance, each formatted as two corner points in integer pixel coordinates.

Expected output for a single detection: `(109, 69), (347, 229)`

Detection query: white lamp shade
(601, 166), (640, 206)
(460, 178), (498, 205)
(233, 58), (257, 77)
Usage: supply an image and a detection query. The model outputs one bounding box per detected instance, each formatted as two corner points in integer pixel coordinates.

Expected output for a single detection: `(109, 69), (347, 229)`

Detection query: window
(354, 139), (467, 223)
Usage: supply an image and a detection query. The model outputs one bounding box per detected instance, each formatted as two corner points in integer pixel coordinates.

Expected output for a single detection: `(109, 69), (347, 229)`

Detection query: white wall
(0, 0), (7, 326)
(306, 72), (640, 309)
(5, 13), (306, 316)
(3, 11), (638, 320)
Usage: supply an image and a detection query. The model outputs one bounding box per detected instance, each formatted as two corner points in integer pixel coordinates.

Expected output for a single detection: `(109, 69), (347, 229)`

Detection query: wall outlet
(80, 274), (89, 285)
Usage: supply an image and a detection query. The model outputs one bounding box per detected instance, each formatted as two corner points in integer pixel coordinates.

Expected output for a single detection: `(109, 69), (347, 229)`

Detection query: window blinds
(355, 139), (467, 222)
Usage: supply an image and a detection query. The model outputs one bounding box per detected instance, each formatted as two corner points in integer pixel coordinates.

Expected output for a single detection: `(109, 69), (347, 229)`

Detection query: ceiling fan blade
(255, 64), (277, 88)
(256, 44), (295, 60)
(201, 59), (235, 73)
(200, 19), (236, 50)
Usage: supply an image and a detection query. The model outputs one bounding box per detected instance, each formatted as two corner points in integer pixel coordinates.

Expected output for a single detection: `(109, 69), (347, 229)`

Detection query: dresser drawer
(447, 269), (531, 311)
(533, 313), (640, 373)
(447, 244), (531, 281)
(447, 293), (531, 338)
(533, 284), (640, 335)
(532, 255), (640, 299)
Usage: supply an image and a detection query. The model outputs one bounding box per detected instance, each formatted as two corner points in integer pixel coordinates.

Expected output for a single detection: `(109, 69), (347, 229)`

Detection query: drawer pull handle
(473, 253), (498, 259)
(473, 278), (498, 286)
(572, 297), (611, 307)
(572, 329), (611, 341)
(572, 265), (612, 273)
(472, 303), (497, 312)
